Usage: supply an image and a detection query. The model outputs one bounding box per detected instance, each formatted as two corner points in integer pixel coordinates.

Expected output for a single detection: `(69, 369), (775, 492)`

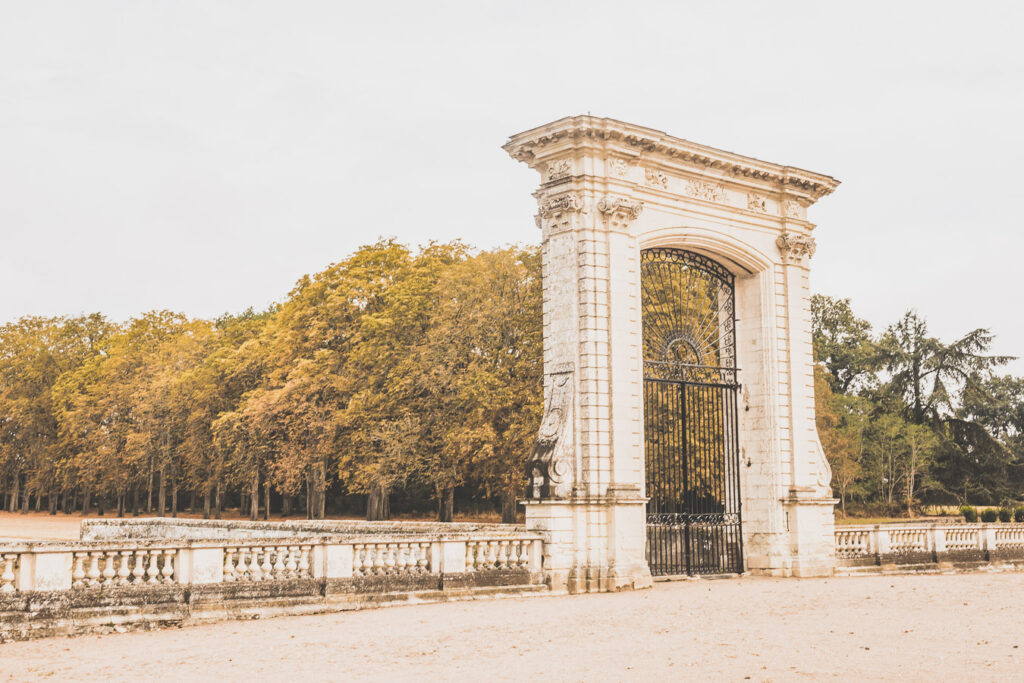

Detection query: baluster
(146, 550), (161, 584)
(352, 544), (364, 577)
(162, 549), (175, 583)
(508, 541), (519, 569)
(497, 541), (509, 569)
(273, 546), (287, 580)
(373, 544), (386, 576)
(223, 548), (236, 582)
(72, 552), (87, 588)
(465, 543), (476, 572)
(87, 551), (102, 587)
(395, 543), (408, 574)
(250, 547), (264, 581)
(133, 550), (147, 584)
(418, 543), (430, 573)
(519, 541), (530, 569)
(102, 551), (117, 586)
(236, 548), (250, 581)
(118, 550), (133, 585)
(285, 546), (298, 579)
(298, 546), (311, 578)
(261, 546), (274, 580)
(382, 544), (395, 575)
(0, 554), (16, 593)
(480, 542), (493, 570)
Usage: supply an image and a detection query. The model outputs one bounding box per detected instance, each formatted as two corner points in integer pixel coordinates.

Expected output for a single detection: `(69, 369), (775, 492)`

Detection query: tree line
(812, 295), (1023, 516)
(0, 241), (542, 522)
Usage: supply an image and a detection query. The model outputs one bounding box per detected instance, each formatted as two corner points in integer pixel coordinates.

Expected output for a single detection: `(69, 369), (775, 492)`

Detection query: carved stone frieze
(783, 199), (803, 218)
(776, 232), (816, 264)
(685, 180), (727, 203)
(546, 159), (572, 182)
(644, 168), (668, 189)
(746, 192), (768, 212)
(607, 157), (629, 178)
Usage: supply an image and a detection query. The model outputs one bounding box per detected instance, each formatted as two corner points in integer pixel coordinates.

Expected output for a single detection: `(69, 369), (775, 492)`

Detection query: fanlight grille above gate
(640, 248), (737, 385)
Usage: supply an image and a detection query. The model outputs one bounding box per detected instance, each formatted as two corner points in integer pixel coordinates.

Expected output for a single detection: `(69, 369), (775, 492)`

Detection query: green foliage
(1014, 506), (1024, 523)
(813, 297), (1022, 515)
(998, 507), (1012, 523)
(981, 508), (998, 523)
(960, 505), (978, 523)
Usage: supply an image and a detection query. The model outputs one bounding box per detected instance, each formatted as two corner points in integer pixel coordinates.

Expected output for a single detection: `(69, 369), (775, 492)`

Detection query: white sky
(2, 1), (1022, 374)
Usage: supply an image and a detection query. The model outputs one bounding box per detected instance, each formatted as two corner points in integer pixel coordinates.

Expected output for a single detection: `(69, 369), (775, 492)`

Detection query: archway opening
(641, 247), (744, 576)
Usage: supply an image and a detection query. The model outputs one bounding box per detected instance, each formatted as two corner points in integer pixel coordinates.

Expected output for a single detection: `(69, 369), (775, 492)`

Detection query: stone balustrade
(835, 523), (1024, 570)
(0, 529), (544, 594)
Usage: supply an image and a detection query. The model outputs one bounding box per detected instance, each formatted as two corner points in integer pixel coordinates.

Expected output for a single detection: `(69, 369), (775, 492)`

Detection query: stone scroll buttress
(527, 369), (575, 499)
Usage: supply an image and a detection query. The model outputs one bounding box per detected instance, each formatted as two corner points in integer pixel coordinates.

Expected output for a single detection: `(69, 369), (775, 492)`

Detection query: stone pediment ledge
(504, 115), (840, 202)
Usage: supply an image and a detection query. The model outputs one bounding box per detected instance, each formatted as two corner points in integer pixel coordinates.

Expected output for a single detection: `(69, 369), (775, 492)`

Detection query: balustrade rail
(834, 523), (1024, 568)
(0, 531), (544, 594)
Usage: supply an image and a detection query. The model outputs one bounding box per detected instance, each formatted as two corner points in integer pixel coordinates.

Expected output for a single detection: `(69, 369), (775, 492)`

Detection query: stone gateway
(505, 116), (840, 592)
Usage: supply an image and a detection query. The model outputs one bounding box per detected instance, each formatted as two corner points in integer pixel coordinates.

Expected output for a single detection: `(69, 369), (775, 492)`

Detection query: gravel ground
(1, 572), (1022, 681)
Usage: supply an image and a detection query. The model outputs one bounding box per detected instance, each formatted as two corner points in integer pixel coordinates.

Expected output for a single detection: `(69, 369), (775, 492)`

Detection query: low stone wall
(834, 523), (1024, 573)
(0, 520), (546, 642)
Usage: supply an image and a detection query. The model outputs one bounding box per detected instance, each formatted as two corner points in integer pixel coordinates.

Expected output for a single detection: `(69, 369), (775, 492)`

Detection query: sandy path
(2, 572), (1022, 681)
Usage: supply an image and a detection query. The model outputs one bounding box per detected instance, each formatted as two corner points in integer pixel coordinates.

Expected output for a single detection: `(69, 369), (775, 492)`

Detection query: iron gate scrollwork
(642, 248), (743, 576)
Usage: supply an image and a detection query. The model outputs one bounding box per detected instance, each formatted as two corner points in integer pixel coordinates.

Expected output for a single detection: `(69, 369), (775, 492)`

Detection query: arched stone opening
(505, 116), (840, 591)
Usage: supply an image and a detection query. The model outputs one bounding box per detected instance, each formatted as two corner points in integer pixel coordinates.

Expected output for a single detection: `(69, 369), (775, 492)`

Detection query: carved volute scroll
(776, 232), (817, 265)
(527, 367), (574, 499)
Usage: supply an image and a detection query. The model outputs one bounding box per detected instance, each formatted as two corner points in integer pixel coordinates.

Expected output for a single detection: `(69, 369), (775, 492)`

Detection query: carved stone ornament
(597, 195), (643, 219)
(776, 232), (816, 264)
(685, 180), (727, 203)
(546, 159), (572, 182)
(607, 157), (629, 178)
(644, 168), (668, 189)
(783, 199), (803, 218)
(746, 192), (767, 213)
(539, 193), (584, 216)
(528, 369), (575, 498)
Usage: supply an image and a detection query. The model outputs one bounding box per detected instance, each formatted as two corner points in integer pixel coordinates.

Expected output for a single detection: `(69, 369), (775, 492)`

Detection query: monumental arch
(505, 116), (840, 592)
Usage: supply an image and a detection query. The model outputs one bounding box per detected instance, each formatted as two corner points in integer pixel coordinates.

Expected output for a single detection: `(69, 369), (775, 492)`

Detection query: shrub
(1015, 507), (1024, 523)
(960, 505), (978, 523)
(981, 509), (998, 523)
(998, 508), (1012, 523)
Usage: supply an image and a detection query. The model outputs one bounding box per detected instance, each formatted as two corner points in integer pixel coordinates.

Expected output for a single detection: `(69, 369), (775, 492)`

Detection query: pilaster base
(746, 492), (837, 577)
(522, 496), (653, 594)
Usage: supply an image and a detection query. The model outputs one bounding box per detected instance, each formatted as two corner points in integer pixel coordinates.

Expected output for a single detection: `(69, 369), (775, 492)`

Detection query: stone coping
(837, 522), (1024, 531)
(78, 518), (534, 542)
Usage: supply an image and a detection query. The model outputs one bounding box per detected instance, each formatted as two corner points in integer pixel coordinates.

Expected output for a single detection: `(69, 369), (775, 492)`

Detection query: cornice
(503, 115), (841, 202)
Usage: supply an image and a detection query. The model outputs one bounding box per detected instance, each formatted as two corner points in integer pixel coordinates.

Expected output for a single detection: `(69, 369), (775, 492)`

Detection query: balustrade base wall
(0, 573), (546, 643)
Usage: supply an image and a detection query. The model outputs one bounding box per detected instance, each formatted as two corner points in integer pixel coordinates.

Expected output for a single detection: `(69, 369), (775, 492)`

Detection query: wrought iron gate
(642, 248), (743, 576)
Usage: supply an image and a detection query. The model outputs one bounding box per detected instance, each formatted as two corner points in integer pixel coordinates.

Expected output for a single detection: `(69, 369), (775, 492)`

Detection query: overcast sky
(2, 1), (1021, 374)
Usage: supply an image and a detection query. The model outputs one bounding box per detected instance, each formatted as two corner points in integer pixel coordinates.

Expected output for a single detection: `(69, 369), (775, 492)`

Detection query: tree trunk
(49, 490), (58, 515)
(117, 494), (124, 518)
(249, 474), (259, 522)
(263, 481), (270, 521)
(282, 495), (292, 518)
(366, 485), (390, 521)
(171, 481), (178, 518)
(317, 462), (326, 520)
(132, 488), (140, 516)
(305, 475), (312, 520)
(203, 487), (211, 519)
(190, 491), (197, 514)
(9, 474), (19, 513)
(214, 481), (222, 520)
(35, 492), (42, 512)
(438, 486), (454, 522)
(21, 487), (30, 513)
(147, 466), (153, 513)
(501, 491), (518, 524)
(96, 497), (104, 516)
(157, 467), (166, 517)
(81, 486), (91, 516)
